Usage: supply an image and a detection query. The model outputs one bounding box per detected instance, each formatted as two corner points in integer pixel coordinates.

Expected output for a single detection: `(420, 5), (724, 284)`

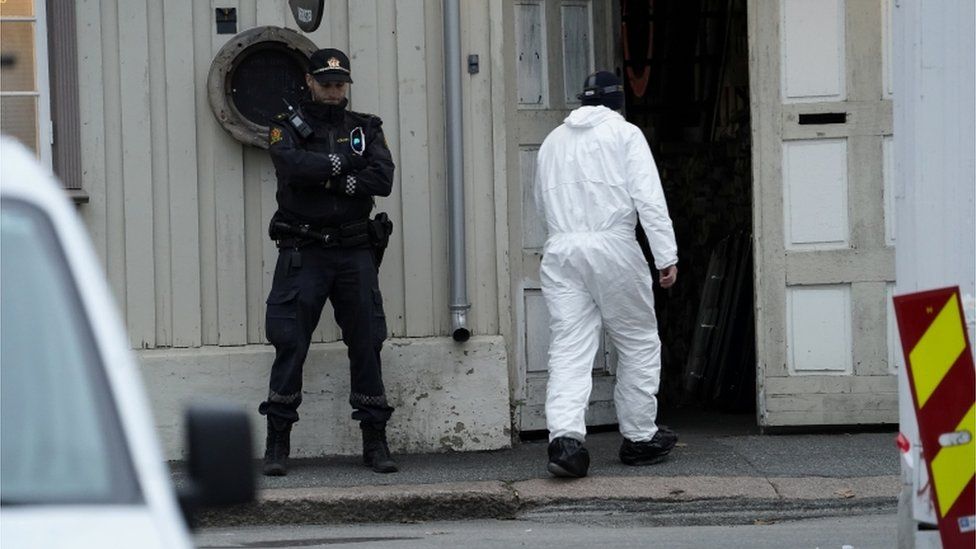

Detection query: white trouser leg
(542, 262), (601, 443)
(612, 331), (661, 442)
(595, 249), (661, 442)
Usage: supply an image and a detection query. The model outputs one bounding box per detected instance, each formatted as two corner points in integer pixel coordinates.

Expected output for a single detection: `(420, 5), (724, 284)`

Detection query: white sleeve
(625, 127), (678, 269)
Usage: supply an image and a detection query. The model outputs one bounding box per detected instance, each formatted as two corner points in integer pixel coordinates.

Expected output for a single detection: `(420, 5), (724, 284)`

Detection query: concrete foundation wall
(139, 336), (511, 460)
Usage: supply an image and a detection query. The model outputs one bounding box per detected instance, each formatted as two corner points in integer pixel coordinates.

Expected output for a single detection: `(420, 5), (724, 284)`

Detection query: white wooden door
(512, 0), (618, 432)
(748, 0), (898, 427)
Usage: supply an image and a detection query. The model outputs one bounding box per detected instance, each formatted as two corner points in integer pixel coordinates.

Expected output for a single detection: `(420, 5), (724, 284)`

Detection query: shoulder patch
(269, 126), (283, 145)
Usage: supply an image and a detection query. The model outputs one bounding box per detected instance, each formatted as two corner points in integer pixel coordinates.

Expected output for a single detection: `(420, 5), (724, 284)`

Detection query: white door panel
(782, 138), (850, 250)
(516, 1), (549, 107)
(780, 0), (846, 102)
(560, 2), (593, 104)
(786, 285), (853, 374)
(520, 147), (546, 249)
(882, 135), (895, 246)
(524, 291), (551, 374)
(881, 0), (894, 99)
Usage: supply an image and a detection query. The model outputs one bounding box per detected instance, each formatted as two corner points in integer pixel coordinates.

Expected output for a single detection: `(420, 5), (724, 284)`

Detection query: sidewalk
(174, 410), (900, 527)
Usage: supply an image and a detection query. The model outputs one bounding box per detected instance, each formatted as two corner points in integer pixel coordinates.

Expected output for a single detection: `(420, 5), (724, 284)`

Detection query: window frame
(0, 0), (53, 169)
(2, 0), (86, 202)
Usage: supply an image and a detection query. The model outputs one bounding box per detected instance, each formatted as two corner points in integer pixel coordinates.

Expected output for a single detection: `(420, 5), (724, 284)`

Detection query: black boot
(361, 423), (398, 473)
(263, 419), (291, 477)
(547, 436), (590, 478)
(619, 426), (678, 466)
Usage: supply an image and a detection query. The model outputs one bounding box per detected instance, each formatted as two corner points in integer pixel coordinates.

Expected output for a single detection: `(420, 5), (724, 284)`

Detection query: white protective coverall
(534, 105), (677, 443)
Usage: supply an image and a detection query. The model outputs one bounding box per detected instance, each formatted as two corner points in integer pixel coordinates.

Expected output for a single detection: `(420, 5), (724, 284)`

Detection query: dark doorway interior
(621, 0), (755, 416)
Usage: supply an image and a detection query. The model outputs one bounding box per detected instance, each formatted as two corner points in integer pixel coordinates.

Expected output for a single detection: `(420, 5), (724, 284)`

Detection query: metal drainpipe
(444, 0), (471, 342)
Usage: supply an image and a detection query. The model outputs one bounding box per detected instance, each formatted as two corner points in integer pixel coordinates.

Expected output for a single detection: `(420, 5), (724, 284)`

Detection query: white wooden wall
(74, 0), (510, 349)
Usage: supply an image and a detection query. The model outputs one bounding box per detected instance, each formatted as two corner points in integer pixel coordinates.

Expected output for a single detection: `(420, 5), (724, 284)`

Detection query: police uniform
(259, 48), (398, 475)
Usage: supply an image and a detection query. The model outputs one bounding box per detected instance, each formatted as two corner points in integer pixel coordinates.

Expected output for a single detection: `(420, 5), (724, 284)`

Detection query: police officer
(259, 48), (397, 476)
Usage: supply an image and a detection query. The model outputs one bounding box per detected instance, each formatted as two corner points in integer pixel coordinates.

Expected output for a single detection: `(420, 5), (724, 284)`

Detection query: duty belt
(272, 220), (370, 249)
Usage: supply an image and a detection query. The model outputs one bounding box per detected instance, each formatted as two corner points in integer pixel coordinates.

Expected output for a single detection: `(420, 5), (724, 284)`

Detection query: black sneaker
(547, 437), (590, 478)
(619, 427), (678, 466)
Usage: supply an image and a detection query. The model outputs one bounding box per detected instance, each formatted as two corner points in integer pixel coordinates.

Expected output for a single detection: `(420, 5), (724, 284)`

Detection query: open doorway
(621, 0), (756, 420)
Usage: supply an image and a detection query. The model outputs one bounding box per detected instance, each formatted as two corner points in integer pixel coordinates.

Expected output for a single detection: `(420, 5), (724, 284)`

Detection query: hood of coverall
(564, 105), (622, 129)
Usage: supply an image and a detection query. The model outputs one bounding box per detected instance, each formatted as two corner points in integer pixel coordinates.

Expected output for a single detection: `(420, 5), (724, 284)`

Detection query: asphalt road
(194, 512), (897, 549)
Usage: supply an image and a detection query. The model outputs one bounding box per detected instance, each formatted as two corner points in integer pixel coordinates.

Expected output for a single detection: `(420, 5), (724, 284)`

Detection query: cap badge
(327, 57), (341, 69)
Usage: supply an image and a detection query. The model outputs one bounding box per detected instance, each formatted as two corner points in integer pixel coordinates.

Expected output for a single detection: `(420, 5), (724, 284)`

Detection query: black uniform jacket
(268, 99), (394, 228)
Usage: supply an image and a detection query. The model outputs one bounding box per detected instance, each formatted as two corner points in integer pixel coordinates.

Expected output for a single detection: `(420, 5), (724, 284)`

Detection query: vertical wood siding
(164, 0), (203, 348)
(462, 0), (496, 335)
(147, 0), (170, 348)
(75, 0), (508, 348)
(398, 0), (436, 337)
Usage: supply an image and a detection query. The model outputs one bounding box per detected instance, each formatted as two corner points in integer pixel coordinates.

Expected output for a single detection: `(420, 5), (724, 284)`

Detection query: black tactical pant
(258, 244), (393, 430)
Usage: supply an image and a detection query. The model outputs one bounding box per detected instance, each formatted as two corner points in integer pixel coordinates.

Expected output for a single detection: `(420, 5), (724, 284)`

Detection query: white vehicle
(0, 136), (253, 548)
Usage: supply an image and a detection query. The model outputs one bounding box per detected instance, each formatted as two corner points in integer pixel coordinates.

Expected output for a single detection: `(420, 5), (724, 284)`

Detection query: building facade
(3, 0), (918, 459)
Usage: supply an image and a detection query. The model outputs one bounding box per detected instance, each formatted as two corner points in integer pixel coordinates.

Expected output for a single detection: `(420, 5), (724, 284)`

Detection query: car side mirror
(178, 403), (255, 526)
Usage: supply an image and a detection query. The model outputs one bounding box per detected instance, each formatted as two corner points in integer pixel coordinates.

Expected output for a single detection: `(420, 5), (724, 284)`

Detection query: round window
(207, 26), (317, 149)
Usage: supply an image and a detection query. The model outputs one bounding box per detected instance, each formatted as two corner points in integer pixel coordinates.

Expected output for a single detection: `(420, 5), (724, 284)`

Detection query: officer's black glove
(323, 173), (361, 197)
(322, 154), (368, 196)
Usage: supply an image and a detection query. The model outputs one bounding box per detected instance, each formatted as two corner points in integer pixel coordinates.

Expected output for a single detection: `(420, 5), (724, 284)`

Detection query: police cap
(309, 48), (353, 84)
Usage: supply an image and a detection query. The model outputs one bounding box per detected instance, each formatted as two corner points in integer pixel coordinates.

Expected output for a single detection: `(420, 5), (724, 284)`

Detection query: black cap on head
(309, 48), (353, 84)
(577, 70), (623, 110)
